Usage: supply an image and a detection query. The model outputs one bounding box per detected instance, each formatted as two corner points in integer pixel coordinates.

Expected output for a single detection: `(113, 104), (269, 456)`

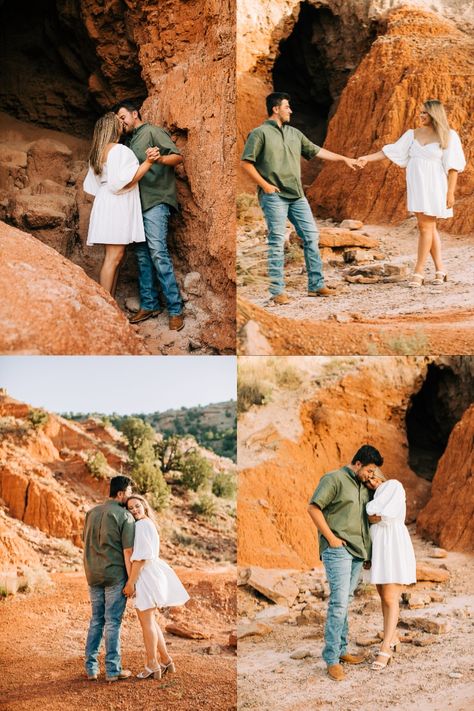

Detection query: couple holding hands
(241, 93), (466, 302)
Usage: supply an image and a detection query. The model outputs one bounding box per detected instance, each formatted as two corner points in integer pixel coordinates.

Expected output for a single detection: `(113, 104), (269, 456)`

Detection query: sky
(0, 357), (236, 414)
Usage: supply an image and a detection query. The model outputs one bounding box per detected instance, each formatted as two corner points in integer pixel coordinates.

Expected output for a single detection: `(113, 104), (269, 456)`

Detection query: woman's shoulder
(381, 478), (403, 492)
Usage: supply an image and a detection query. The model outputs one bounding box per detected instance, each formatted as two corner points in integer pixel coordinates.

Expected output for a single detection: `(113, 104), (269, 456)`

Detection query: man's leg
(85, 585), (105, 677)
(287, 197), (325, 291)
(321, 547), (354, 666)
(104, 579), (128, 679)
(133, 242), (161, 311)
(339, 555), (364, 657)
(259, 193), (289, 297)
(143, 204), (183, 316)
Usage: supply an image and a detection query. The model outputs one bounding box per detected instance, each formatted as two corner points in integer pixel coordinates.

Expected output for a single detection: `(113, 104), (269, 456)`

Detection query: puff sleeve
(107, 144), (140, 194)
(442, 129), (466, 174)
(130, 519), (159, 561)
(83, 165), (101, 197)
(366, 479), (405, 520)
(382, 129), (414, 167)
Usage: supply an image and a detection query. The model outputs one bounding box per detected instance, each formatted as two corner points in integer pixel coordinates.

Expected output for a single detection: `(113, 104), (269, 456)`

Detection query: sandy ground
(237, 208), (474, 354)
(237, 532), (474, 711)
(0, 569), (237, 711)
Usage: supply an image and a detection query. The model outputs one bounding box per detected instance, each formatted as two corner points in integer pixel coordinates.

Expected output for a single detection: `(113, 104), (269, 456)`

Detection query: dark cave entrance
(272, 2), (376, 179)
(0, 0), (147, 137)
(406, 363), (473, 482)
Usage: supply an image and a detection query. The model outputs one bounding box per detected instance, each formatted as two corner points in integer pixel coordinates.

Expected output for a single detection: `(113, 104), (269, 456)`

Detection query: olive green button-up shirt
(127, 122), (181, 212)
(309, 466), (372, 561)
(241, 120), (321, 200)
(83, 500), (135, 587)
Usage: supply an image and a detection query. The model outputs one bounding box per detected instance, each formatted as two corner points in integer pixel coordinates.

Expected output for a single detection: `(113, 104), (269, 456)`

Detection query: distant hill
(62, 401), (237, 462)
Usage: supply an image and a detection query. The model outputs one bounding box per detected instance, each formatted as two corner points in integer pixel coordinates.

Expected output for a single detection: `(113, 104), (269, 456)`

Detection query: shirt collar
(264, 119), (285, 130)
(132, 122), (149, 137)
(343, 465), (360, 483)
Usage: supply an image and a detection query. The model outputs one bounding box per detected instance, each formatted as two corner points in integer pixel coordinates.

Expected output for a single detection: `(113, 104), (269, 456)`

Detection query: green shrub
(132, 460), (170, 512)
(86, 451), (109, 479)
(180, 451), (213, 491)
(212, 471), (236, 499)
(237, 380), (270, 414)
(191, 493), (218, 519)
(28, 408), (49, 430)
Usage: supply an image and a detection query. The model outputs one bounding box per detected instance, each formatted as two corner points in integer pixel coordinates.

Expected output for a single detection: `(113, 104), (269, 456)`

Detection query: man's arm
(147, 147), (183, 167)
(316, 147), (361, 171)
(241, 160), (280, 193)
(123, 547), (133, 577)
(307, 503), (346, 547)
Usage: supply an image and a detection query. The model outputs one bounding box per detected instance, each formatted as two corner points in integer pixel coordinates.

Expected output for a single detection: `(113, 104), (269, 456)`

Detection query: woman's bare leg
(99, 245), (125, 295)
(154, 617), (172, 664)
(136, 608), (160, 669)
(111, 254), (124, 297)
(374, 584), (401, 665)
(376, 583), (388, 638)
(414, 213), (437, 275)
(430, 226), (446, 273)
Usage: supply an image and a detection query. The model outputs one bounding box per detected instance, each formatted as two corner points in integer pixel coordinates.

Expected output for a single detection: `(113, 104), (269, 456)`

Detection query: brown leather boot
(327, 663), (345, 681)
(169, 314), (185, 331)
(340, 653), (366, 665)
(129, 308), (162, 324)
(270, 292), (291, 305)
(307, 286), (338, 297)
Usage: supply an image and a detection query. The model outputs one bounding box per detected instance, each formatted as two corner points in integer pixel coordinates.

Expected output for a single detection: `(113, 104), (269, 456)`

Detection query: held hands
(123, 581), (135, 598)
(363, 560), (372, 570)
(368, 514), (382, 524)
(146, 146), (161, 163)
(344, 157), (364, 171)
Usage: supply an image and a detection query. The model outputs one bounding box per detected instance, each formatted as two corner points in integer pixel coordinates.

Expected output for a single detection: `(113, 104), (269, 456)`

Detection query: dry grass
(238, 357), (303, 413)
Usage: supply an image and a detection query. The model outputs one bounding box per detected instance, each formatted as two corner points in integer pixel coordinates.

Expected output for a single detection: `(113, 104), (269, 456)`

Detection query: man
(83, 475), (135, 682)
(308, 444), (384, 681)
(115, 100), (185, 331)
(241, 92), (361, 304)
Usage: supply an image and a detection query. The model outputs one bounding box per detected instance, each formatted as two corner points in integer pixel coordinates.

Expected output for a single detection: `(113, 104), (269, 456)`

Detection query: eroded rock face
(416, 404), (474, 551)
(0, 221), (146, 355)
(0, 0), (236, 352)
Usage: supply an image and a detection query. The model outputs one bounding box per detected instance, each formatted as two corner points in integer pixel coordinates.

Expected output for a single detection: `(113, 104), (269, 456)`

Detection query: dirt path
(237, 210), (474, 355)
(0, 570), (236, 711)
(237, 532), (474, 711)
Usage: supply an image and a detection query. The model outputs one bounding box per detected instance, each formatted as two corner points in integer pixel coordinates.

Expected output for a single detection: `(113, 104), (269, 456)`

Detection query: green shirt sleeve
(299, 131), (321, 161)
(241, 129), (264, 163)
(310, 473), (338, 510)
(149, 126), (181, 156)
(121, 513), (135, 550)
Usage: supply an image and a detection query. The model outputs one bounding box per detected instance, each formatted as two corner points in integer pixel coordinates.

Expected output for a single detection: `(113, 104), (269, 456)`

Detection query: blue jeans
(259, 193), (324, 296)
(321, 546), (363, 666)
(85, 579), (127, 677)
(135, 203), (183, 315)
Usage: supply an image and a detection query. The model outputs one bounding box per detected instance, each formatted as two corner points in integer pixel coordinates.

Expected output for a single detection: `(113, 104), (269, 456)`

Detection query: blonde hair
(424, 100), (451, 149)
(89, 112), (123, 174)
(372, 467), (386, 482)
(126, 494), (159, 528)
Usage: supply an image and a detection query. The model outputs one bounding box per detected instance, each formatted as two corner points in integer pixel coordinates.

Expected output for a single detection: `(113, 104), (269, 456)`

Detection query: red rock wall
(416, 404), (474, 550)
(307, 8), (474, 234)
(238, 358), (432, 569)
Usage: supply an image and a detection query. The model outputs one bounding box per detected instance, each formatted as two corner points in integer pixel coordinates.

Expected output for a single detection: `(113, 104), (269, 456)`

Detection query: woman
(123, 495), (189, 679)
(83, 113), (157, 296)
(366, 469), (416, 671)
(359, 100), (466, 286)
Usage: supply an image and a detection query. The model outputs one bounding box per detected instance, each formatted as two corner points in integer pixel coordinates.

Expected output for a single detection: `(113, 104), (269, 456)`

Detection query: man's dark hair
(110, 475), (133, 498)
(113, 99), (142, 120)
(351, 445), (383, 467)
(266, 92), (291, 117)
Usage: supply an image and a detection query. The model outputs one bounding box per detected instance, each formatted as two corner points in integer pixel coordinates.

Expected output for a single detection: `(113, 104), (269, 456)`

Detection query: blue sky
(0, 357), (236, 414)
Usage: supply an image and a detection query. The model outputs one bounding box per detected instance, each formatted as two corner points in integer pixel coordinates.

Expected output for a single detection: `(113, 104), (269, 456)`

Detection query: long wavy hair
(88, 112), (123, 175)
(424, 100), (451, 149)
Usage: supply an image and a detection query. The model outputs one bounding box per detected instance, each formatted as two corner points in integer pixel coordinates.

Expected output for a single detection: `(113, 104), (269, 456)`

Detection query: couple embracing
(83, 475), (189, 682)
(242, 93), (465, 302)
(308, 444), (416, 680)
(83, 101), (185, 332)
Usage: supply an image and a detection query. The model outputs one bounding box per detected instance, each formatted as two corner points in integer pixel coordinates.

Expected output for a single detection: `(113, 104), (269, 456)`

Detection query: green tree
(86, 451), (109, 480)
(131, 460), (169, 511)
(154, 435), (185, 473)
(212, 471), (236, 499)
(181, 451), (213, 491)
(120, 417), (156, 452)
(28, 408), (49, 430)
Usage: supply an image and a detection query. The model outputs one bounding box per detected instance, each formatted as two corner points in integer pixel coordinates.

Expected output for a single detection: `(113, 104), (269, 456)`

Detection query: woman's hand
(356, 157), (368, 168)
(368, 514), (382, 524)
(343, 157), (360, 171)
(123, 581), (135, 597)
(363, 560), (372, 570)
(146, 146), (161, 163)
(447, 191), (455, 209)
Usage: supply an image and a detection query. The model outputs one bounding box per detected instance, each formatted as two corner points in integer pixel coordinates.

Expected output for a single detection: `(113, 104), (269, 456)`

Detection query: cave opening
(405, 363), (472, 482)
(272, 2), (377, 149)
(0, 0), (147, 137)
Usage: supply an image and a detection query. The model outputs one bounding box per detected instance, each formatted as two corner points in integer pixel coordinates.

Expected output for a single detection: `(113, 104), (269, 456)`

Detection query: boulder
(165, 623), (210, 640)
(344, 264), (410, 284)
(289, 648), (313, 660)
(247, 567), (300, 607)
(319, 228), (378, 249)
(237, 621), (272, 640)
(401, 617), (451, 635)
(340, 220), (364, 230)
(416, 562), (450, 583)
(255, 605), (291, 624)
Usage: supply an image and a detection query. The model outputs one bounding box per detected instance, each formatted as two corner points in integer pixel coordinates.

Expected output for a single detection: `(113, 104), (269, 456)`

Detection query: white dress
(130, 518), (190, 611)
(83, 143), (146, 245)
(366, 479), (416, 585)
(382, 128), (466, 218)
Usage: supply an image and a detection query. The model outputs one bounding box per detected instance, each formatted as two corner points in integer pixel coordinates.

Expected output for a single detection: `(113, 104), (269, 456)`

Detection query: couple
(242, 93), (466, 302)
(308, 444), (416, 680)
(83, 475), (189, 682)
(83, 101), (185, 332)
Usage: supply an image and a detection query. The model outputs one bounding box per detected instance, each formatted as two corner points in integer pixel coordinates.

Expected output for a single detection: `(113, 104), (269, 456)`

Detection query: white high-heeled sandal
(136, 665), (162, 679)
(432, 271), (448, 285)
(408, 273), (424, 287)
(371, 651), (392, 670)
